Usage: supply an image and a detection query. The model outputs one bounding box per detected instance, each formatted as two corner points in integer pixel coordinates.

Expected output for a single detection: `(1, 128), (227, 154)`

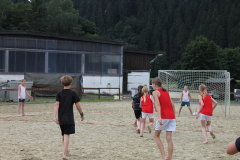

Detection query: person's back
(158, 88), (175, 119)
(200, 94), (213, 116)
(141, 94), (153, 113)
(57, 89), (79, 125)
(133, 94), (142, 110)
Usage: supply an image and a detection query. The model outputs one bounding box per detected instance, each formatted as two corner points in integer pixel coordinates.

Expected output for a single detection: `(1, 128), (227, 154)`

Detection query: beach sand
(0, 101), (239, 160)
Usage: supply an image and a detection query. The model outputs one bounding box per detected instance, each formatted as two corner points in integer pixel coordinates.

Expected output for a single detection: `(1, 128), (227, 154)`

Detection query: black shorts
(134, 110), (142, 119)
(60, 124), (75, 136)
(236, 137), (240, 152)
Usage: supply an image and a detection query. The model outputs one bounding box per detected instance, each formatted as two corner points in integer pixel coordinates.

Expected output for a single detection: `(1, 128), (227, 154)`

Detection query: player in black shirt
(54, 76), (84, 160)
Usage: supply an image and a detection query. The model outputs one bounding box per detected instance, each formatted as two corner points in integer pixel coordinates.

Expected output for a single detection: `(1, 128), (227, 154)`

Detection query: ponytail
(137, 85), (143, 99)
(199, 84), (207, 98)
(142, 86), (148, 102)
(152, 77), (166, 91)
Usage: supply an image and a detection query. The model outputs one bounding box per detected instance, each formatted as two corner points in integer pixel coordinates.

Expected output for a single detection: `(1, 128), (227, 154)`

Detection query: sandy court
(0, 101), (240, 160)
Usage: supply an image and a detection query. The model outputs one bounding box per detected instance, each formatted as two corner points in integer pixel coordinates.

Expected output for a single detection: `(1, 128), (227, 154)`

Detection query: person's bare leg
(206, 121), (215, 139)
(178, 106), (183, 117)
(166, 131), (173, 160)
(201, 120), (208, 143)
(63, 134), (70, 159)
(143, 119), (148, 132)
(22, 102), (25, 116)
(188, 106), (193, 117)
(154, 130), (167, 160)
(133, 119), (137, 126)
(136, 118), (141, 133)
(147, 118), (154, 133)
(226, 141), (238, 155)
(140, 118), (146, 137)
(18, 102), (21, 116)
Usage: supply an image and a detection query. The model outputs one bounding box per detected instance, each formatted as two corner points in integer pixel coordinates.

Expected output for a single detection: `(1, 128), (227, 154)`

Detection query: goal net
(158, 70), (230, 118)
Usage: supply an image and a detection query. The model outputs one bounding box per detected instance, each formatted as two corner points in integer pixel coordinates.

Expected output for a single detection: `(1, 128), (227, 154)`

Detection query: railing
(0, 87), (121, 102)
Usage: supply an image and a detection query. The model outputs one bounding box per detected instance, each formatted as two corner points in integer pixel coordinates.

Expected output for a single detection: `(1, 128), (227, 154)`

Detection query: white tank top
(182, 91), (189, 102)
(18, 85), (26, 99)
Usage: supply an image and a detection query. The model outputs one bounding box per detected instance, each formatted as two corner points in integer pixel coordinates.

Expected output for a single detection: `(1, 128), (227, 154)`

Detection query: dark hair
(152, 77), (166, 91)
(136, 85), (143, 99)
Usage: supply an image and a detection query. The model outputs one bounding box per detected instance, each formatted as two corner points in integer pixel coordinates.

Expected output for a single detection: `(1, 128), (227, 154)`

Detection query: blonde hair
(152, 77), (166, 91)
(199, 84), (207, 98)
(142, 86), (148, 102)
(61, 76), (73, 86)
(21, 79), (25, 82)
(142, 84), (147, 87)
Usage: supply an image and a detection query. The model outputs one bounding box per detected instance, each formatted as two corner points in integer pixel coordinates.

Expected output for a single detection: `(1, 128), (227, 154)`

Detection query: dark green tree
(182, 36), (220, 70)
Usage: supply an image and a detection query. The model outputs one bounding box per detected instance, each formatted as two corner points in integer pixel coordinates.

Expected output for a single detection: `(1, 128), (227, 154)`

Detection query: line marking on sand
(178, 129), (238, 135)
(0, 112), (51, 119)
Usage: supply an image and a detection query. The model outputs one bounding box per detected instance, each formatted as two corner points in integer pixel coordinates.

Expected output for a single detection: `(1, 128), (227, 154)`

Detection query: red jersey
(200, 94), (213, 116)
(158, 89), (175, 119)
(141, 94), (153, 113)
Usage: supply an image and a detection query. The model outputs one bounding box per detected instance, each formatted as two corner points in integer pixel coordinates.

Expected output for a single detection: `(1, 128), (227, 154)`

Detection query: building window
(9, 51), (45, 73)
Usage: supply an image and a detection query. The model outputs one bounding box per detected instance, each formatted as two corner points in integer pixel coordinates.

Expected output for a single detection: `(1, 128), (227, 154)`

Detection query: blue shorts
(181, 101), (190, 107)
(19, 99), (25, 102)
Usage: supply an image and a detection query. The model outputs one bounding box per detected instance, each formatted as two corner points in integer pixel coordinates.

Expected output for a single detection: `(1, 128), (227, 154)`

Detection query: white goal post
(158, 70), (230, 118)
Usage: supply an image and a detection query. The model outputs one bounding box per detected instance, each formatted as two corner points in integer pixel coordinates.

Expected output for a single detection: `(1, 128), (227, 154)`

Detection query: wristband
(80, 112), (84, 117)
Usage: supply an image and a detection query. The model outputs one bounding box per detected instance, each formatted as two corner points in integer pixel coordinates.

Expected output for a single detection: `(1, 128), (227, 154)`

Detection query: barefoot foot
(147, 126), (151, 133)
(203, 141), (208, 144)
(140, 134), (143, 137)
(62, 156), (68, 160)
(144, 130), (148, 133)
(22, 114), (25, 116)
(210, 131), (216, 139)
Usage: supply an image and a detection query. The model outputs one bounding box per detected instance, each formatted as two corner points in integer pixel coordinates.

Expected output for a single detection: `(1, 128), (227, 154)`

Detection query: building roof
(124, 49), (158, 55)
(0, 30), (125, 46)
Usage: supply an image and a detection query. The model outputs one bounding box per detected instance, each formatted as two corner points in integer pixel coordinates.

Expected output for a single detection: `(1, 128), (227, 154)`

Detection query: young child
(132, 85), (143, 133)
(178, 86), (193, 117)
(139, 86), (155, 137)
(18, 79), (33, 116)
(152, 77), (176, 160)
(54, 76), (84, 160)
(196, 84), (217, 144)
(226, 137), (240, 155)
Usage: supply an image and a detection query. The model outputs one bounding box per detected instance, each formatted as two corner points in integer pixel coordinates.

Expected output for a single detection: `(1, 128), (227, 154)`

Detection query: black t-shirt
(56, 89), (80, 125)
(133, 94), (142, 110)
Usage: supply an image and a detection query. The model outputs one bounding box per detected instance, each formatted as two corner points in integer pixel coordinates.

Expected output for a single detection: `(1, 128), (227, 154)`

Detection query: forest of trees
(1, 0), (240, 79)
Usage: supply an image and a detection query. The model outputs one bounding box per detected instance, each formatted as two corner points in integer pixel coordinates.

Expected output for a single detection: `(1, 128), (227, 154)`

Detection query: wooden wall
(123, 51), (156, 71)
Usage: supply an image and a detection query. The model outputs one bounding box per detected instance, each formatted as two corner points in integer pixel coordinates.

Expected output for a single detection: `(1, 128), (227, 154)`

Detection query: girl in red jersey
(152, 78), (176, 160)
(196, 84), (218, 144)
(139, 86), (156, 137)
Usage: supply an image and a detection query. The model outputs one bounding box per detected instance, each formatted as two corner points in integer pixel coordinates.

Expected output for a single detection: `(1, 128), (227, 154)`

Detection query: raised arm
(76, 102), (84, 121)
(18, 86), (22, 100)
(211, 97), (218, 110)
(153, 90), (162, 125)
(196, 95), (204, 119)
(54, 101), (59, 124)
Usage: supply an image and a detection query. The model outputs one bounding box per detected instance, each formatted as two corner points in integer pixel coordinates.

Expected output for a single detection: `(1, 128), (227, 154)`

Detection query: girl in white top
(18, 79), (33, 116)
(178, 86), (193, 117)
